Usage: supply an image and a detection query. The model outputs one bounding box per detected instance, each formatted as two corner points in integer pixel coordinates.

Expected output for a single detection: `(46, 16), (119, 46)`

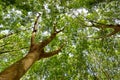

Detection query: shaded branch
(40, 44), (64, 58)
(85, 18), (120, 38)
(0, 32), (13, 40)
(96, 25), (120, 38)
(97, 24), (120, 29)
(0, 46), (28, 54)
(0, 42), (11, 48)
(96, 29), (120, 39)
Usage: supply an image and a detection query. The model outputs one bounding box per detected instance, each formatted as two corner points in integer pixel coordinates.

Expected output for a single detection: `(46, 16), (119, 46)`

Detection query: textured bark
(0, 44), (63, 80)
(0, 51), (39, 80)
(0, 13), (64, 80)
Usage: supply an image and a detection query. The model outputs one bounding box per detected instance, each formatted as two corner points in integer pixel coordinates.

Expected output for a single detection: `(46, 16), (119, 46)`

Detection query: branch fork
(30, 13), (64, 59)
(89, 20), (120, 38)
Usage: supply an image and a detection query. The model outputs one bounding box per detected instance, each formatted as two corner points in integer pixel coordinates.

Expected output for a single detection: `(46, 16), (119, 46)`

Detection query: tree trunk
(0, 13), (64, 80)
(0, 51), (40, 80)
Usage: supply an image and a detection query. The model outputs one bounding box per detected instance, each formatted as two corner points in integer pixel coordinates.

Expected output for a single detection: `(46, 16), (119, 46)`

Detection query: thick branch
(40, 44), (64, 58)
(39, 23), (64, 48)
(86, 19), (120, 38)
(95, 25), (120, 38)
(97, 29), (120, 39)
(97, 25), (120, 29)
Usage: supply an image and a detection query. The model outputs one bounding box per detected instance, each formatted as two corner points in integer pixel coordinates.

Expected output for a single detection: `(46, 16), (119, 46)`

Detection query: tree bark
(0, 51), (39, 80)
(0, 43), (63, 80)
(0, 13), (64, 80)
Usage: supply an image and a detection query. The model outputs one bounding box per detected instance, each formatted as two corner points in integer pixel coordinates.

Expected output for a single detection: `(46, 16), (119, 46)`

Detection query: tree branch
(0, 46), (28, 54)
(84, 18), (120, 38)
(0, 13), (64, 80)
(0, 32), (13, 40)
(30, 13), (41, 47)
(40, 44), (64, 58)
(39, 23), (64, 48)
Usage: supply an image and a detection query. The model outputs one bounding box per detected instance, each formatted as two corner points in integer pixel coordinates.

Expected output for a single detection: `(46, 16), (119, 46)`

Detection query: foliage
(0, 0), (120, 80)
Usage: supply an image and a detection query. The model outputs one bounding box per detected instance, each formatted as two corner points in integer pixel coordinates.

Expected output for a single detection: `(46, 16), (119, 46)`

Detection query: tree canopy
(0, 0), (120, 80)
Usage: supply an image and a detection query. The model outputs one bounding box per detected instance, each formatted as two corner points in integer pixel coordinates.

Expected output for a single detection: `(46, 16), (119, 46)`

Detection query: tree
(0, 0), (120, 80)
(0, 13), (65, 80)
